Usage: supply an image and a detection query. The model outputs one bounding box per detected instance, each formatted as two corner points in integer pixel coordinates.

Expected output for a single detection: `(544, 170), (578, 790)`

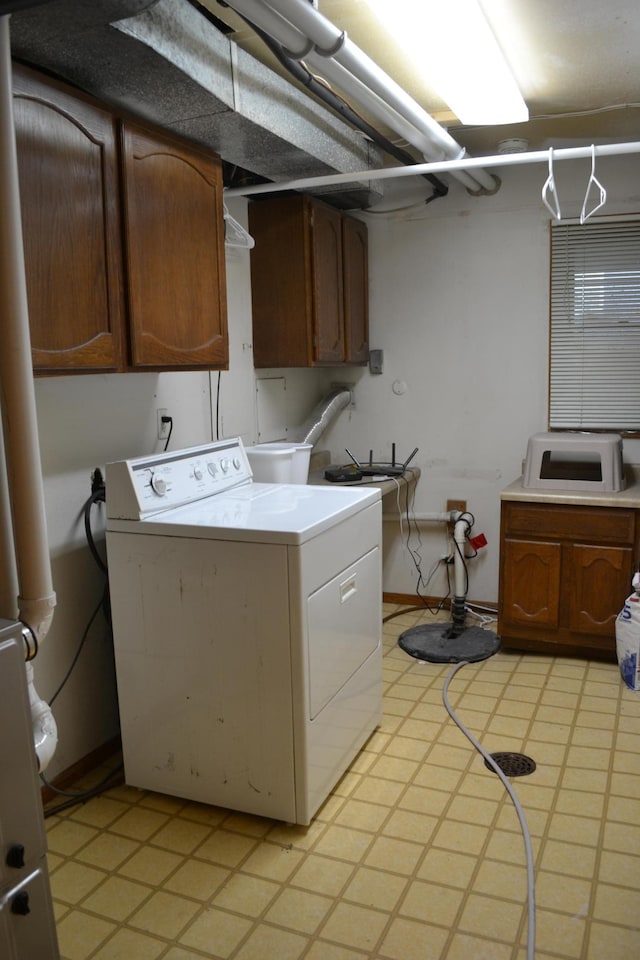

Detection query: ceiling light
(364, 0), (529, 125)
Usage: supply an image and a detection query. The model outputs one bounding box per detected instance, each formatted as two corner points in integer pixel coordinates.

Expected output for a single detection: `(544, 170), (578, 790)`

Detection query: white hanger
(580, 144), (607, 224)
(541, 147), (561, 220)
(223, 203), (255, 249)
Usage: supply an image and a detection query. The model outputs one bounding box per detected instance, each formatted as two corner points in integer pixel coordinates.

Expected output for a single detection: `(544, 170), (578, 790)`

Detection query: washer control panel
(106, 438), (253, 519)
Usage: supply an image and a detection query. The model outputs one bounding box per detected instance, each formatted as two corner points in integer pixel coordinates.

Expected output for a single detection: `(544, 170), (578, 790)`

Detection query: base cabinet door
(501, 538), (561, 630)
(570, 542), (633, 636)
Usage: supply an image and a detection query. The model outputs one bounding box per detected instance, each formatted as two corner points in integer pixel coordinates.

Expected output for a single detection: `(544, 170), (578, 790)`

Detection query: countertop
(308, 451), (420, 498)
(501, 465), (640, 508)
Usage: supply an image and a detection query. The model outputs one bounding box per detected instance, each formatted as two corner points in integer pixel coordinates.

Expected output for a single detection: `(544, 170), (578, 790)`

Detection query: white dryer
(105, 438), (382, 824)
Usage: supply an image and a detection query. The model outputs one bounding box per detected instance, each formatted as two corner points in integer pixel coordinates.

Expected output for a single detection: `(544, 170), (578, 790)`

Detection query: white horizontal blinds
(550, 218), (640, 430)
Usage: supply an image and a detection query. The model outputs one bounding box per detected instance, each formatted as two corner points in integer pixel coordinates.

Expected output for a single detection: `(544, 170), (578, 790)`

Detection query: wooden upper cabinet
(13, 64), (125, 372)
(120, 123), (228, 369)
(248, 195), (368, 368)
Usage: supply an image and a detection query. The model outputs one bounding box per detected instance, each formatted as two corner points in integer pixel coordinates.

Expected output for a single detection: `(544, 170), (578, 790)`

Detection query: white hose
(0, 16), (58, 771)
(443, 661), (536, 960)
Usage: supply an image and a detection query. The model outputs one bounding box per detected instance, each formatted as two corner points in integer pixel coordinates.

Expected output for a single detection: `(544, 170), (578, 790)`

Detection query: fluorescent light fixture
(364, 0), (529, 125)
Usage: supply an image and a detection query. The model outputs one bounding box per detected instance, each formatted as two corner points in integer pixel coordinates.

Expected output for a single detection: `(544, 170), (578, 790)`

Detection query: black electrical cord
(49, 475), (112, 706)
(41, 763), (125, 818)
(382, 498), (480, 623)
(41, 473), (123, 817)
(162, 415), (173, 452)
(48, 595), (104, 707)
(224, 8), (448, 202)
(216, 372), (221, 440)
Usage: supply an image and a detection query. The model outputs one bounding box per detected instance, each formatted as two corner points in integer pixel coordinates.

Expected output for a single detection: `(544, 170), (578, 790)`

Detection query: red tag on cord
(469, 533), (487, 550)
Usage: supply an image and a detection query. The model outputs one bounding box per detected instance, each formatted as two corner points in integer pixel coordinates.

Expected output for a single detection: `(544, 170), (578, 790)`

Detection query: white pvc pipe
(0, 16), (56, 639)
(382, 510), (452, 523)
(302, 51), (486, 194)
(226, 0), (495, 192)
(225, 139), (640, 197)
(270, 0), (495, 184)
(0, 15), (58, 770)
(0, 412), (19, 621)
(453, 518), (468, 599)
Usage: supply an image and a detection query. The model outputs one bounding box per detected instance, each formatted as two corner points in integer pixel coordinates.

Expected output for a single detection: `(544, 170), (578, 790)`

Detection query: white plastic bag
(616, 572), (640, 693)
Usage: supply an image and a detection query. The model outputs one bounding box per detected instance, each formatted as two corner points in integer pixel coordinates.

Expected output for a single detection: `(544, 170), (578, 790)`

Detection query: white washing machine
(105, 438), (382, 825)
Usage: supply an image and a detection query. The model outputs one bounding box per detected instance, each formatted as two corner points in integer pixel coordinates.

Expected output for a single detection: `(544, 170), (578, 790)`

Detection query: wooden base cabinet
(498, 500), (639, 660)
(248, 195), (368, 368)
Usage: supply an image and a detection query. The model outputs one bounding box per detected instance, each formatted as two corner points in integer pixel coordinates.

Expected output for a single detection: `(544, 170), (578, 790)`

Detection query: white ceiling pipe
(301, 53), (486, 194)
(225, 0), (440, 156)
(267, 0), (464, 160)
(225, 139), (640, 197)
(226, 0), (495, 193)
(265, 0), (498, 192)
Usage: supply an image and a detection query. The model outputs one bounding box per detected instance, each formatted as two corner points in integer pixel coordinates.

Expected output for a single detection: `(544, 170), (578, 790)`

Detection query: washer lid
(108, 482), (381, 545)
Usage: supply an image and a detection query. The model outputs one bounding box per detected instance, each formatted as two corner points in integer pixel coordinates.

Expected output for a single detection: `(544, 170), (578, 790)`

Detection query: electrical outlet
(157, 408), (171, 440)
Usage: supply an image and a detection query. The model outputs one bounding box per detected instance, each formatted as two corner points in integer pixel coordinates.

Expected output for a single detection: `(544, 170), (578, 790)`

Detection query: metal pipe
(0, 412), (19, 621)
(271, 0), (497, 190)
(225, 0), (495, 193)
(225, 140), (640, 198)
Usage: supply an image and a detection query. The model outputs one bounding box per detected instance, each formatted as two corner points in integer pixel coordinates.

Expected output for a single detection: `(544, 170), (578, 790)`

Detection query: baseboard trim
(40, 735), (122, 804)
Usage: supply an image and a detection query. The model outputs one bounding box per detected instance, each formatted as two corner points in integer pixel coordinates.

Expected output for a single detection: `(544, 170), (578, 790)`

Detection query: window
(549, 217), (640, 431)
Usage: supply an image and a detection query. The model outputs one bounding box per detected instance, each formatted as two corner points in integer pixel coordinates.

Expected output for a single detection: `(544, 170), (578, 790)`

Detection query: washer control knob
(232, 457), (241, 470)
(193, 467), (203, 481)
(207, 462), (218, 477)
(151, 474), (167, 496)
(220, 458), (230, 474)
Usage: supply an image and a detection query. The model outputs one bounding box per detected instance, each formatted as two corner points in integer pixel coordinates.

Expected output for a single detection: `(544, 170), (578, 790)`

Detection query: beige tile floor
(45, 604), (640, 960)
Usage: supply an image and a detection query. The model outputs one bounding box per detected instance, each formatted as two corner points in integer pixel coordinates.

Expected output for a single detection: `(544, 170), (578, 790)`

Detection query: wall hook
(580, 144), (607, 224)
(541, 147), (561, 220)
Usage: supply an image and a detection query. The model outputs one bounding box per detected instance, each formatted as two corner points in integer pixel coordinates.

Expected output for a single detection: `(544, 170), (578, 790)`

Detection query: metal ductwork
(8, 0), (385, 207)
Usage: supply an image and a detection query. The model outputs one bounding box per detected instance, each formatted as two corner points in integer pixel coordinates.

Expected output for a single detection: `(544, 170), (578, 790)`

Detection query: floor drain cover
(484, 752), (536, 777)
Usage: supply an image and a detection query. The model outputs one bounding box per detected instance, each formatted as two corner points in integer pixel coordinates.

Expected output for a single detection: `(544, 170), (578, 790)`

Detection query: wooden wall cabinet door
(13, 65), (125, 372)
(311, 201), (345, 363)
(249, 195), (368, 368)
(342, 214), (369, 364)
(120, 123), (228, 369)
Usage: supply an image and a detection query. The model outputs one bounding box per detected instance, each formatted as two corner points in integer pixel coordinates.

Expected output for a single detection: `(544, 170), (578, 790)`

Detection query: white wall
(321, 154), (640, 605)
(29, 198), (328, 778)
